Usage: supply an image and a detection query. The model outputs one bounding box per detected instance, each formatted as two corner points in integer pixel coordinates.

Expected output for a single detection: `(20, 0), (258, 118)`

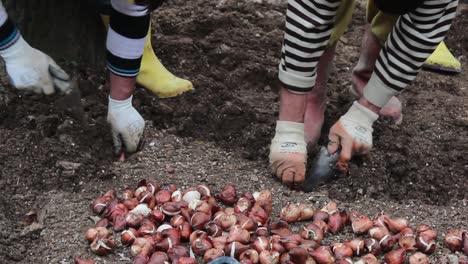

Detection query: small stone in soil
(166, 166), (176, 174)
(20, 222), (44, 238)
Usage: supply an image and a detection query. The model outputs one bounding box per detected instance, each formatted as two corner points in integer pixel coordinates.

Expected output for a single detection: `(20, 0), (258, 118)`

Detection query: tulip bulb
(408, 252), (429, 264)
(382, 215), (408, 233)
(74, 256), (95, 264)
(191, 237), (213, 256)
(180, 221), (192, 241)
(240, 249), (260, 264)
(360, 253), (379, 264)
(85, 227), (111, 243)
(301, 223), (324, 243)
(190, 212), (211, 230)
(225, 241), (250, 259)
(90, 237), (115, 256)
(155, 190), (172, 205)
(364, 238), (381, 256)
(121, 228), (138, 246)
(332, 243), (353, 260)
(320, 200), (337, 214)
(227, 226), (251, 244)
(204, 248), (225, 263)
(259, 250), (280, 264)
(309, 246), (335, 264)
(398, 228), (416, 250)
(383, 248), (405, 264)
(211, 236), (228, 250)
(350, 210), (373, 235)
(197, 184), (212, 197)
(280, 203), (301, 223)
(344, 239), (364, 256)
(312, 211), (329, 223)
(289, 247), (308, 264)
(148, 251), (168, 264)
(178, 257), (198, 264)
(218, 185), (238, 205)
(253, 236), (269, 252)
(130, 203), (151, 217)
(328, 211), (344, 234)
(130, 237), (154, 257)
(368, 226), (390, 241)
(444, 229), (463, 252)
(253, 190), (273, 213)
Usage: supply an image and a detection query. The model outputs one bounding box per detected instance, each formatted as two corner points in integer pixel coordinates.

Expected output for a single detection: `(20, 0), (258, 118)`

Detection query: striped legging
(279, 0), (459, 107)
(106, 0), (150, 78)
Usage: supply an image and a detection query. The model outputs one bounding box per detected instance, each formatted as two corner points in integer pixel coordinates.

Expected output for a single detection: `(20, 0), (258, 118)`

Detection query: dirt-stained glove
(269, 121), (307, 188)
(327, 101), (378, 172)
(0, 36), (71, 94)
(107, 96), (144, 158)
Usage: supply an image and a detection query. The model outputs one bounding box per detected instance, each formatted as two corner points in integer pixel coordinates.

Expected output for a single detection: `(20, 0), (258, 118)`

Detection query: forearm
(364, 0), (459, 107)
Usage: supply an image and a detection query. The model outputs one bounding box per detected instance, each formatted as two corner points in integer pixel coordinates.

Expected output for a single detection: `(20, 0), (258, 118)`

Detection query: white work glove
(269, 121), (307, 188)
(0, 36), (71, 94)
(107, 96), (145, 158)
(327, 101), (379, 172)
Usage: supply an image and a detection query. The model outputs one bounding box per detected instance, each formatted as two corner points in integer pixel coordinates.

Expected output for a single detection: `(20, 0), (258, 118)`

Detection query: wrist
(358, 97), (381, 115)
(108, 95), (133, 111)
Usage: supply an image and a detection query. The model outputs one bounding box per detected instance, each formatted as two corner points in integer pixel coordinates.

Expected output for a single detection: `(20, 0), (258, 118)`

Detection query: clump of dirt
(0, 0), (466, 263)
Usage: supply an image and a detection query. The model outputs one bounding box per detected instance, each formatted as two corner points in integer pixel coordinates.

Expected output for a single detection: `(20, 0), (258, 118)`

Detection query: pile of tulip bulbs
(78, 180), (468, 264)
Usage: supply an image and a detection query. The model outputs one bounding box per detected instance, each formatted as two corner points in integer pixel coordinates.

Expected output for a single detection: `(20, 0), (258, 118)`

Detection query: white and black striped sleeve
(278, 0), (341, 93)
(364, 0), (459, 107)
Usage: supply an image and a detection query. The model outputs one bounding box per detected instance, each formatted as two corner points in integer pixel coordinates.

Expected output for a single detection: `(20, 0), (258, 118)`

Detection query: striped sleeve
(279, 0), (341, 93)
(364, 0), (459, 107)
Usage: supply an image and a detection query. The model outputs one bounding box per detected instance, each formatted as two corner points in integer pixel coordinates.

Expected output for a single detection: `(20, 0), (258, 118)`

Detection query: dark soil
(0, 0), (466, 263)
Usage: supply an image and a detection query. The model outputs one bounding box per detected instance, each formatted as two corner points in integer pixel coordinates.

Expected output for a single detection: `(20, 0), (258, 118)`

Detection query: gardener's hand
(2, 37), (71, 94)
(327, 101), (379, 172)
(107, 96), (144, 158)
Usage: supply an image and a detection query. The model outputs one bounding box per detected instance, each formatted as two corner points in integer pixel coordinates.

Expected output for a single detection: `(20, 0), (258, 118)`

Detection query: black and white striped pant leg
(106, 0), (150, 78)
(279, 0), (340, 94)
(365, 0), (459, 107)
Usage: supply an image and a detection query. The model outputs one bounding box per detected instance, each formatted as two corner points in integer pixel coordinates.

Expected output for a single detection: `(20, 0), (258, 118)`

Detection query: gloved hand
(327, 101), (379, 172)
(107, 96), (145, 158)
(0, 37), (71, 94)
(269, 121), (307, 188)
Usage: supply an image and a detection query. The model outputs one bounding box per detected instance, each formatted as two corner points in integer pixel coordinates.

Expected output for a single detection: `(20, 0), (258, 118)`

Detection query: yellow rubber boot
(100, 15), (193, 98)
(423, 41), (461, 74)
